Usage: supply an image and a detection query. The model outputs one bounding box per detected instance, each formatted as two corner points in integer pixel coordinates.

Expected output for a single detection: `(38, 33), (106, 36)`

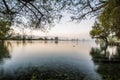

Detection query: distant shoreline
(0, 39), (93, 41)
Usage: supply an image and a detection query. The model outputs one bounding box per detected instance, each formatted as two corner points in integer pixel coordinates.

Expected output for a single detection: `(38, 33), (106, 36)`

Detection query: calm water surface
(0, 40), (120, 80)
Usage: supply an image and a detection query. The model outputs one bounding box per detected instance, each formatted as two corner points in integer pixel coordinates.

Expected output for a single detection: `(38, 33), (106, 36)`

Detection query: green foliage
(90, 21), (109, 39)
(0, 19), (13, 40)
(90, 22), (102, 38)
(90, 0), (120, 40)
(100, 0), (120, 38)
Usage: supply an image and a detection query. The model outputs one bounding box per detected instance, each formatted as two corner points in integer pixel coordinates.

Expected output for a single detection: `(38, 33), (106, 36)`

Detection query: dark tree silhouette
(0, 0), (107, 28)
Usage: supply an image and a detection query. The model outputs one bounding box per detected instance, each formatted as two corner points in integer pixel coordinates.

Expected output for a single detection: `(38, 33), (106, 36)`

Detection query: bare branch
(72, 2), (106, 20)
(19, 0), (38, 18)
(87, 0), (94, 11)
(2, 0), (10, 12)
(28, 2), (44, 16)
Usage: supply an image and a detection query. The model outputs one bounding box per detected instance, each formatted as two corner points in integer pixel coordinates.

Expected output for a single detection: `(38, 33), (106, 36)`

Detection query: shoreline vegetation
(1, 37), (120, 46)
(0, 36), (91, 42)
(1, 38), (120, 46)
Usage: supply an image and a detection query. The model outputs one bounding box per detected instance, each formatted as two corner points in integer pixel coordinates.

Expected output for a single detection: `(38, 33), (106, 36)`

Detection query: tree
(0, 0), (64, 30)
(90, 21), (110, 44)
(0, 0), (67, 40)
(99, 0), (120, 39)
(90, 0), (120, 42)
(0, 0), (108, 29)
(55, 37), (58, 41)
(0, 19), (13, 40)
(66, 0), (107, 21)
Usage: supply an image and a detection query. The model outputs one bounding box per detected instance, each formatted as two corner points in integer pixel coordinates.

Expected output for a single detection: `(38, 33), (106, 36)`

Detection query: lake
(0, 40), (120, 80)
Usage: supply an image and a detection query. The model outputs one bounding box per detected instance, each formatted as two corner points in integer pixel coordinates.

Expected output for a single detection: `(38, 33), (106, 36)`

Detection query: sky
(48, 19), (95, 39)
(13, 14), (95, 39)
(33, 16), (95, 39)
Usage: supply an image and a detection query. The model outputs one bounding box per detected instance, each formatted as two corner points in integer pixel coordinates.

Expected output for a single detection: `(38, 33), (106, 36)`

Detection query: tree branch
(19, 0), (38, 18)
(2, 0), (10, 12)
(28, 2), (44, 16)
(72, 3), (106, 20)
(87, 0), (94, 11)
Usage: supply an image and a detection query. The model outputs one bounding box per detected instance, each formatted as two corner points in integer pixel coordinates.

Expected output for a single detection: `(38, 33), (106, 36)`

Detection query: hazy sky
(14, 14), (95, 39)
(48, 19), (95, 38)
(34, 17), (95, 39)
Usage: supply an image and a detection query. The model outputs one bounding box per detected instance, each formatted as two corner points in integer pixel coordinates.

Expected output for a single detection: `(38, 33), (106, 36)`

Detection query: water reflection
(0, 41), (11, 63)
(90, 43), (120, 80)
(90, 44), (120, 62)
(0, 40), (102, 80)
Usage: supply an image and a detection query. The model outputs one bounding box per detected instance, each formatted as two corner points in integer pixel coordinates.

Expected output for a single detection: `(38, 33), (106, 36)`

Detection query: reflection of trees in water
(44, 40), (59, 44)
(90, 44), (120, 80)
(55, 40), (58, 44)
(16, 40), (21, 46)
(16, 40), (33, 47)
(0, 41), (11, 63)
(22, 40), (27, 46)
(113, 47), (120, 59)
(90, 43), (120, 62)
(96, 63), (120, 80)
